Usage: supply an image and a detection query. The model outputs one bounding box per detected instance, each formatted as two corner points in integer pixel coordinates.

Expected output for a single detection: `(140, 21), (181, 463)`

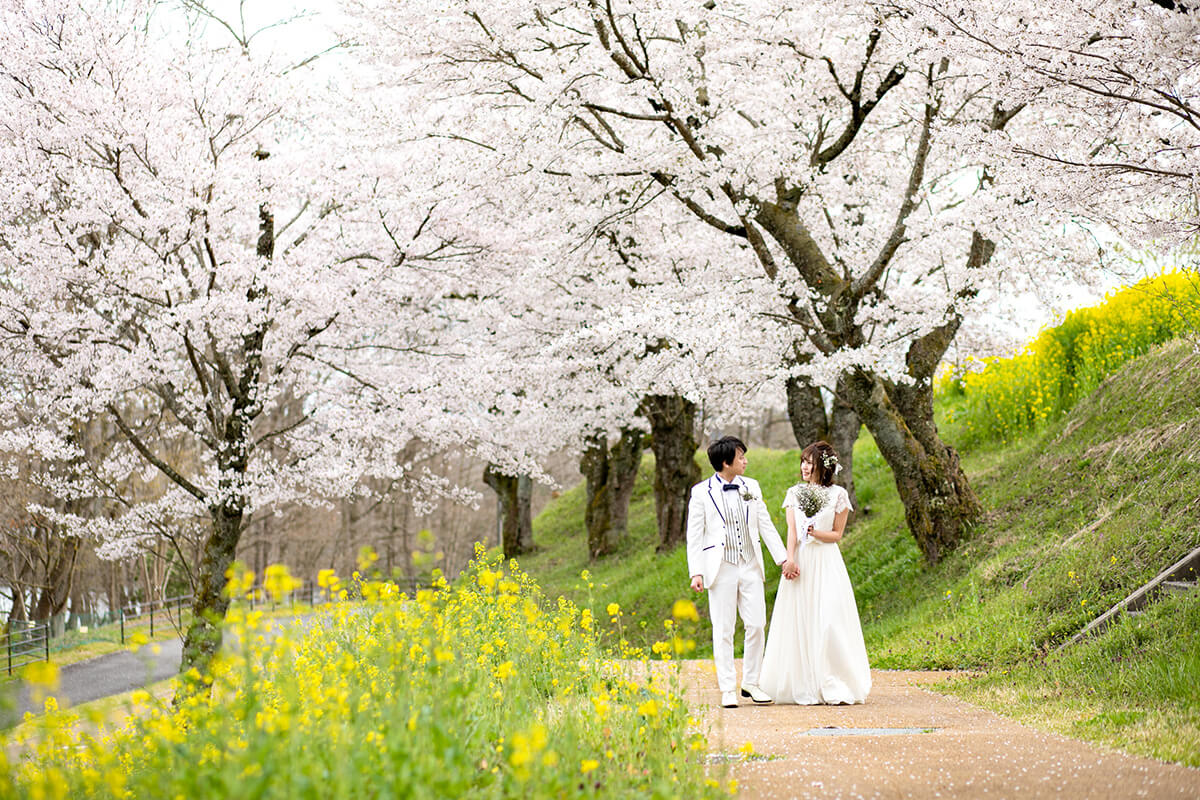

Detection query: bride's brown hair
(801, 441), (838, 487)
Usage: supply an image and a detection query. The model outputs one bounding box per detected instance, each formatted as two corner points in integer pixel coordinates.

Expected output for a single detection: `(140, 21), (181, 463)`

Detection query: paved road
(0, 613), (319, 728)
(1, 638), (183, 727)
(665, 661), (1200, 799)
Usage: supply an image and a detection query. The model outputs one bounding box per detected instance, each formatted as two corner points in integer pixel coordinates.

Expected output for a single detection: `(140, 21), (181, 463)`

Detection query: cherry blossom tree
(896, 0), (1200, 250)
(416, 164), (783, 555)
(348, 0), (1103, 561)
(0, 0), (484, 677)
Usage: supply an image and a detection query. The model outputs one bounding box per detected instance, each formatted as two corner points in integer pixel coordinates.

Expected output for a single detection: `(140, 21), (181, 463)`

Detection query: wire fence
(117, 593), (195, 645)
(2, 574), (430, 676)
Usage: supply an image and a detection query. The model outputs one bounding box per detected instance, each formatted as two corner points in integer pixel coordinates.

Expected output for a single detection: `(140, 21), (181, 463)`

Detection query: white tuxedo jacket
(686, 475), (787, 589)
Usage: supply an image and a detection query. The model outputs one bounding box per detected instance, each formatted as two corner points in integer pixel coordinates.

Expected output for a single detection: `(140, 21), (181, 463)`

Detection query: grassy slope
(519, 339), (1200, 765)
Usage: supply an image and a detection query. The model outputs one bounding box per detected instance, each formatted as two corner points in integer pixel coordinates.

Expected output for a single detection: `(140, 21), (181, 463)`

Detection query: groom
(687, 436), (791, 708)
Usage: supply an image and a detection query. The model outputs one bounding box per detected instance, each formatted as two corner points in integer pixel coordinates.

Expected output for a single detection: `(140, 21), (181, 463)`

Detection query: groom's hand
(690, 574), (704, 592)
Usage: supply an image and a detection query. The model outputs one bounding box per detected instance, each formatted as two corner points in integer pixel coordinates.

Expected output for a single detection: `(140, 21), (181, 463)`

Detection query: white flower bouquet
(793, 483), (829, 544)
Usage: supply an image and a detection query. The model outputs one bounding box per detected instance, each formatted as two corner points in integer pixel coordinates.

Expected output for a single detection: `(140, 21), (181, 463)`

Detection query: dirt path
(674, 661), (1199, 799)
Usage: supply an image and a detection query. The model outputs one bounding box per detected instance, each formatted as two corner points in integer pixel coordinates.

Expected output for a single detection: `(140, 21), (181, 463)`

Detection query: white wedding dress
(759, 484), (871, 704)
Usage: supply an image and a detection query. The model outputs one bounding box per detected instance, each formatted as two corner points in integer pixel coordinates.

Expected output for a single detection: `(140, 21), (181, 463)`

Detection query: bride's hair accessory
(801, 441), (841, 486)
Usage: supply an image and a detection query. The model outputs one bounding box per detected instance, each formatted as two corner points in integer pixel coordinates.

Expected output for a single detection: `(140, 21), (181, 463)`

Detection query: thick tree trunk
(785, 375), (862, 511)
(581, 428), (644, 559)
(177, 193), (275, 688)
(515, 474), (534, 553)
(842, 368), (980, 563)
(641, 394), (700, 551)
(7, 584), (27, 628)
(785, 377), (827, 448)
(30, 534), (79, 622)
(830, 375), (863, 512)
(180, 503), (244, 679)
(483, 464), (534, 559)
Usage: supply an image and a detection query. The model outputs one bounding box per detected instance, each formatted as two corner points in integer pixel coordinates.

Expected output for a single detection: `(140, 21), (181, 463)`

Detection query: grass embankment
(521, 339), (1200, 766)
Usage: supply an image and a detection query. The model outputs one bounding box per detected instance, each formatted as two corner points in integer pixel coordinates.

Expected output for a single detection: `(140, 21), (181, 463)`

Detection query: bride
(759, 441), (871, 705)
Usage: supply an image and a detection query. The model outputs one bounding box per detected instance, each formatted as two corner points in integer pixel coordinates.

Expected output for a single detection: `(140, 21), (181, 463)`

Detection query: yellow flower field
(1, 548), (725, 799)
(940, 270), (1200, 443)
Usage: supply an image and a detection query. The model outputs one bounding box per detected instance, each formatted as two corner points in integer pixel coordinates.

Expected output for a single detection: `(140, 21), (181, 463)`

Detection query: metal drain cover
(803, 727), (936, 736)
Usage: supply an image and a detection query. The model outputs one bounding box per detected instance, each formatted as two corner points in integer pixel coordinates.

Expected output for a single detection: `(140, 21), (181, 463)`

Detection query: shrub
(941, 271), (1200, 444)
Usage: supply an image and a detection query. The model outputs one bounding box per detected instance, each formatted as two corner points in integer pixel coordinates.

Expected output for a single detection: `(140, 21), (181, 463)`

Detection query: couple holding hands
(686, 436), (871, 708)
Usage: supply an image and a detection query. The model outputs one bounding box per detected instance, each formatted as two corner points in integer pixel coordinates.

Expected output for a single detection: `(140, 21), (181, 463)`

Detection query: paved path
(1, 639), (182, 727)
(1, 613), (317, 728)
(676, 662), (1200, 799)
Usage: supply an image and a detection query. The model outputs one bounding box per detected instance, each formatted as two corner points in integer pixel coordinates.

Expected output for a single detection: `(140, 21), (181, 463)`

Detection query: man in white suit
(687, 436), (794, 708)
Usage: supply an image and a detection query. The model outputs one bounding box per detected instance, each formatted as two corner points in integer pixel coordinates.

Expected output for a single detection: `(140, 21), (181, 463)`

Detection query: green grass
(520, 339), (1200, 766)
(937, 589), (1200, 767)
(3, 678), (175, 760)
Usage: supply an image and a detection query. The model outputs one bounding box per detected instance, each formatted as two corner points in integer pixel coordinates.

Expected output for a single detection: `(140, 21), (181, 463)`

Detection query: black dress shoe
(740, 685), (773, 704)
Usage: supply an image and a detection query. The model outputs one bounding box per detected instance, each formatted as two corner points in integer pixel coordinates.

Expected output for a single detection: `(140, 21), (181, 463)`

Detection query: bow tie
(722, 484), (741, 492)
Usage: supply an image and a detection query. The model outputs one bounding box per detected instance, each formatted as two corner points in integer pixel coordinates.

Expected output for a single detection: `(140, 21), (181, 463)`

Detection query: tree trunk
(515, 474), (534, 553)
(641, 394), (700, 551)
(30, 534), (79, 622)
(180, 503), (244, 680)
(842, 368), (980, 563)
(830, 375), (863, 512)
(177, 193), (274, 688)
(7, 584), (27, 628)
(483, 464), (534, 559)
(581, 427), (644, 559)
(785, 377), (827, 448)
(785, 375), (862, 512)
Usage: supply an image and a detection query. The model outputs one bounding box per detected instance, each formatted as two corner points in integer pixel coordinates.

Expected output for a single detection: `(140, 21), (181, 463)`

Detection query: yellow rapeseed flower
(263, 563), (301, 602)
(672, 599), (700, 622)
(317, 568), (337, 590)
(22, 661), (59, 692)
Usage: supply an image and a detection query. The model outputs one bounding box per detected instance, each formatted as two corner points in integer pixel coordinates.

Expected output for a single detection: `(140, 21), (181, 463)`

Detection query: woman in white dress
(760, 441), (871, 704)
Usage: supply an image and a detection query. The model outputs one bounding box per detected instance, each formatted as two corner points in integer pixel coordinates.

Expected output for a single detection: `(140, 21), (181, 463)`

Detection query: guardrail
(3, 621), (50, 675)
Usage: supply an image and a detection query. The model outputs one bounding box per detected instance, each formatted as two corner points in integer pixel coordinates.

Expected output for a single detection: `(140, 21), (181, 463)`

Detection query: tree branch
(106, 403), (208, 502)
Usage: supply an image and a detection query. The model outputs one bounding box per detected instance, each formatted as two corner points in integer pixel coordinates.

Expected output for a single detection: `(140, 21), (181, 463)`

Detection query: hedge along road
(672, 662), (1199, 799)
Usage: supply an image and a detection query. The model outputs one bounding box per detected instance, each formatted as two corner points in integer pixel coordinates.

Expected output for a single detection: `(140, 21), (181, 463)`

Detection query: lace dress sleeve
(782, 485), (799, 510)
(832, 485), (853, 514)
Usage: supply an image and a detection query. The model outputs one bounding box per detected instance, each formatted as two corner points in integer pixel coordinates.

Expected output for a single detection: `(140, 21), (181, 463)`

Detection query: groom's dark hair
(707, 436), (747, 472)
